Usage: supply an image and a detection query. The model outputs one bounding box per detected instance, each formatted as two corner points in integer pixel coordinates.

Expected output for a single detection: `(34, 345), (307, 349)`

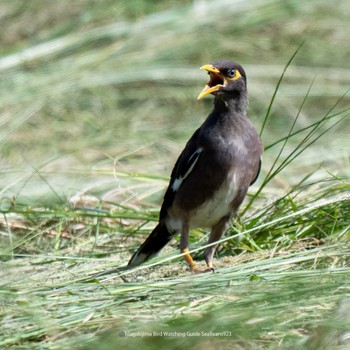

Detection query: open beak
(197, 64), (225, 100)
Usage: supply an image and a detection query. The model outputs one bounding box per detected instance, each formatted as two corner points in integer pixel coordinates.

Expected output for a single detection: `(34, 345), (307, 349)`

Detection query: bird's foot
(190, 264), (215, 274)
(182, 248), (215, 274)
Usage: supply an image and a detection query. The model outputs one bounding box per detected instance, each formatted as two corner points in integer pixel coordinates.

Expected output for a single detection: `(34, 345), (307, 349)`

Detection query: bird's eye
(228, 69), (236, 78)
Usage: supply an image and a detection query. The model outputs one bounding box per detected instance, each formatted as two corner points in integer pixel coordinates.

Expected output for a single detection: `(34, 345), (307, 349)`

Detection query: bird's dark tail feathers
(128, 221), (173, 267)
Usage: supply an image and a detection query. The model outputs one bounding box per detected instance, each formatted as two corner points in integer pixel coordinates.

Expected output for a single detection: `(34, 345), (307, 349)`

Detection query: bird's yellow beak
(197, 64), (224, 100)
(197, 64), (242, 100)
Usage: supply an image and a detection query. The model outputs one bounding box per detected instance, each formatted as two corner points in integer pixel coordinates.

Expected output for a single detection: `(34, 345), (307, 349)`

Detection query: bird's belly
(189, 175), (236, 228)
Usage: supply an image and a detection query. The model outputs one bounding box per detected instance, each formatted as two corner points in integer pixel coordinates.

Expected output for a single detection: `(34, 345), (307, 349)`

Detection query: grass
(1, 0), (350, 349)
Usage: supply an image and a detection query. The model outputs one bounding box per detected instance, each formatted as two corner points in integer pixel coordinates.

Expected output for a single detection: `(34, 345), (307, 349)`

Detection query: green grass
(1, 0), (350, 349)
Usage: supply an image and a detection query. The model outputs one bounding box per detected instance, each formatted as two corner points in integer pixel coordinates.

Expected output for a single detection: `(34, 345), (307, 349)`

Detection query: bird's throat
(214, 93), (248, 115)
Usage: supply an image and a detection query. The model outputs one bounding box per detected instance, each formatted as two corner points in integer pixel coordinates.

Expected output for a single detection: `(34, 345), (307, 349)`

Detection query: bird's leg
(180, 222), (216, 274)
(182, 248), (210, 274)
(182, 248), (197, 270)
(180, 222), (199, 273)
(204, 216), (230, 272)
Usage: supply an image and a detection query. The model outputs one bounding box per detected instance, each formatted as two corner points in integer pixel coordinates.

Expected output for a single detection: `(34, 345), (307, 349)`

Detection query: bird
(128, 60), (263, 273)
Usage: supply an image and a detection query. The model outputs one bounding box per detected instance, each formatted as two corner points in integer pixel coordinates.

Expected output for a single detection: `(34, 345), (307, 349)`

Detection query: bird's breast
(188, 170), (237, 228)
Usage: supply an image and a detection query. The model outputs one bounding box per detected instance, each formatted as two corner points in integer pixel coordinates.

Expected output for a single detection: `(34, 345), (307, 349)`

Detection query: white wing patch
(171, 147), (203, 192)
(171, 178), (183, 192)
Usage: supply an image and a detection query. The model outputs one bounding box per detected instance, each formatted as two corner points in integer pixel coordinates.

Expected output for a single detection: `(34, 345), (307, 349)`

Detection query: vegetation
(1, 0), (349, 349)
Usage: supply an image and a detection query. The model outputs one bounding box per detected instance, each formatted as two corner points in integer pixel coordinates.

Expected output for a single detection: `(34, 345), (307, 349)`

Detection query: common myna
(128, 60), (263, 273)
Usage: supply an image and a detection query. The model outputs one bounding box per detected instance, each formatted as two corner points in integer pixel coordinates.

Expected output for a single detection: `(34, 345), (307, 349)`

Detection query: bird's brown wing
(250, 158), (261, 186)
(159, 128), (201, 221)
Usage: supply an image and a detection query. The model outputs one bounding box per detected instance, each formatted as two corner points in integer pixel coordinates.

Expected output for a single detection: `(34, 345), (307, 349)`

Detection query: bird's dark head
(197, 60), (247, 100)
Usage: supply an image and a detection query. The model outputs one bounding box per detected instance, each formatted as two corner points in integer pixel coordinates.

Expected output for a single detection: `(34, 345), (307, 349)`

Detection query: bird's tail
(128, 221), (173, 267)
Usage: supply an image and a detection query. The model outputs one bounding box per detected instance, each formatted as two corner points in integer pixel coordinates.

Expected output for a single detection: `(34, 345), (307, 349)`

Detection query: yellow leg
(182, 248), (197, 270)
(182, 248), (214, 274)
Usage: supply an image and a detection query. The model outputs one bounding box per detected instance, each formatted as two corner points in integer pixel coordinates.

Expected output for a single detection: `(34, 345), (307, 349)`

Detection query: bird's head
(197, 60), (247, 100)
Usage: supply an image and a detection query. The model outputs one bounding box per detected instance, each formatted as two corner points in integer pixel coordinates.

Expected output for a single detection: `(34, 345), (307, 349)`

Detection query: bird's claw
(190, 266), (215, 274)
